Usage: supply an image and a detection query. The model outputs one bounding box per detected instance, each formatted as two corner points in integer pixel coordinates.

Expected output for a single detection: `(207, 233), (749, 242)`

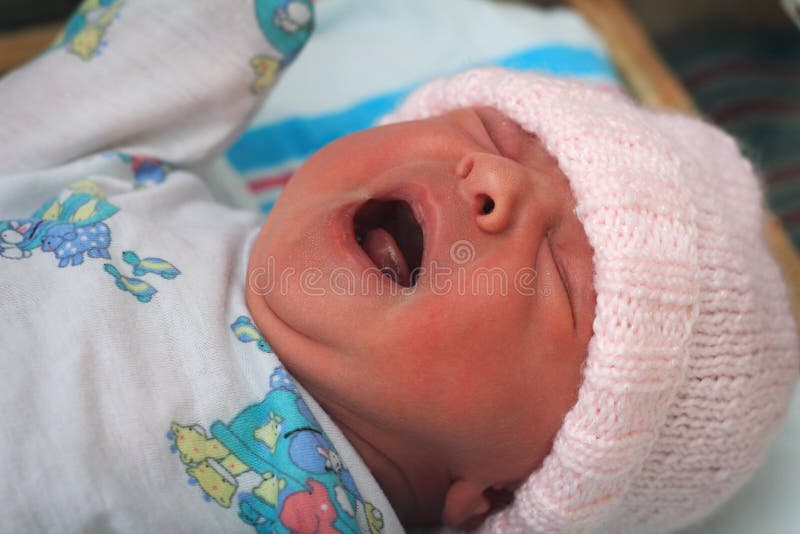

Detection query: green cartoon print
(51, 0), (125, 61)
(103, 263), (158, 303)
(103, 250), (181, 303)
(166, 317), (384, 533)
(231, 315), (272, 352)
(122, 250), (181, 279)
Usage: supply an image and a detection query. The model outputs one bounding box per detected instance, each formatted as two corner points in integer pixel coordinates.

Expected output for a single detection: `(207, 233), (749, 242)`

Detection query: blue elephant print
(41, 222), (111, 267)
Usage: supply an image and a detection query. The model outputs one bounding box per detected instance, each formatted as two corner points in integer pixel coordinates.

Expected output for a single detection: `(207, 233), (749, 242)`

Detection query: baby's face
(247, 107), (595, 491)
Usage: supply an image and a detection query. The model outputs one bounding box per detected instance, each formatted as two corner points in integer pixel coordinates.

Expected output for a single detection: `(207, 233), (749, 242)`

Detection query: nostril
(479, 195), (495, 215)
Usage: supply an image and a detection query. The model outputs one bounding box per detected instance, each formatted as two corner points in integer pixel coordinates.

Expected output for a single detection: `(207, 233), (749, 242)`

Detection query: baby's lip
(354, 202), (421, 286)
(345, 181), (437, 289)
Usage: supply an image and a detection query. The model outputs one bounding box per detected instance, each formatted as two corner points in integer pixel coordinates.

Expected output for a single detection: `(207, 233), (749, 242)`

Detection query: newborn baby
(1, 4), (798, 533)
(247, 104), (596, 526)
(246, 68), (800, 531)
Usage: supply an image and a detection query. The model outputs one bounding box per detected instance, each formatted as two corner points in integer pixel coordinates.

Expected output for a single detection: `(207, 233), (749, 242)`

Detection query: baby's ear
(442, 479), (492, 529)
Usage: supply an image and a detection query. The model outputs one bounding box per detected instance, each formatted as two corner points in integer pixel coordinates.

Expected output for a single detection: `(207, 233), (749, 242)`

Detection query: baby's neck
(315, 393), (450, 526)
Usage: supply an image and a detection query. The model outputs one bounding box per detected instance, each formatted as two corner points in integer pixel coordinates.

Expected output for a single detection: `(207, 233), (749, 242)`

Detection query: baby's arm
(0, 0), (314, 175)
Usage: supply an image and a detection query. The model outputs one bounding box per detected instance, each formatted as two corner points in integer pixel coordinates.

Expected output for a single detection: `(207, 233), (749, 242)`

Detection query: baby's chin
(244, 210), (357, 377)
(245, 217), (320, 356)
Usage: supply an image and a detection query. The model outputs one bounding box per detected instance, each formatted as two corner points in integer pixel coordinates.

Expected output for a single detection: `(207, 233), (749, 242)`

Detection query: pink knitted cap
(384, 68), (800, 532)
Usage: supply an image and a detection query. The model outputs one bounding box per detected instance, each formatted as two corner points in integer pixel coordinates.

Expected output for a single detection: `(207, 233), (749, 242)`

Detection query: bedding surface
(660, 25), (800, 250)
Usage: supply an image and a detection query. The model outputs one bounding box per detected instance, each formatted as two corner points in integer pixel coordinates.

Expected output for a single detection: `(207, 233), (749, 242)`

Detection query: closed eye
(474, 107), (526, 159)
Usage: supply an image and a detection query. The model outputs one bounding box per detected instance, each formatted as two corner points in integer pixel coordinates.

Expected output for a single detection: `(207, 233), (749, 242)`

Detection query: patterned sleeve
(0, 0), (314, 175)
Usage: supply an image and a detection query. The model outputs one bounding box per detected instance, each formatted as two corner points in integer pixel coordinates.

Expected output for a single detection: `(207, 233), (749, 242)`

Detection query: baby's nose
(456, 152), (526, 234)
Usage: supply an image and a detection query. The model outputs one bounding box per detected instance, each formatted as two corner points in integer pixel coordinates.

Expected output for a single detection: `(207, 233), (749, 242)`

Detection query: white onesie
(0, 1), (400, 532)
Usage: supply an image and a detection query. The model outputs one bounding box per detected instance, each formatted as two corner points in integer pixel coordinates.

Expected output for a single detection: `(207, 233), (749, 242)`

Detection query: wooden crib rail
(567, 0), (800, 326)
(0, 23), (60, 76)
(568, 0), (697, 113)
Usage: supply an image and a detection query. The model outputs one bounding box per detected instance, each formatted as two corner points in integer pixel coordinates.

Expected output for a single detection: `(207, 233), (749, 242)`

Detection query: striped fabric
(660, 26), (800, 249)
(226, 45), (617, 213)
(198, 0), (619, 213)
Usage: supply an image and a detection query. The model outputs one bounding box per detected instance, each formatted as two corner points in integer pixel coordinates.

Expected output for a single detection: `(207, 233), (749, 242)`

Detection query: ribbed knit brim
(383, 68), (799, 533)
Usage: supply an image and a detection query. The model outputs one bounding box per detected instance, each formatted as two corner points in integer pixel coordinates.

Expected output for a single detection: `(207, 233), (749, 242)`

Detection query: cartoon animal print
(279, 479), (338, 534)
(250, 56), (280, 94)
(170, 423), (231, 465)
(253, 411), (284, 454)
(67, 179), (106, 198)
(231, 315), (272, 352)
(168, 364), (382, 533)
(103, 263), (157, 303)
(333, 485), (354, 517)
(168, 424), (250, 477)
(52, 0), (124, 60)
(0, 221), (35, 259)
(187, 460), (237, 508)
(116, 153), (170, 187)
(41, 222), (111, 267)
(249, 0), (313, 93)
(364, 502), (384, 534)
(317, 446), (343, 474)
(71, 198), (100, 222)
(288, 430), (362, 501)
(270, 366), (296, 391)
(253, 472), (287, 507)
(41, 196), (74, 222)
(272, 1), (312, 34)
(240, 491), (299, 533)
(36, 187), (117, 225)
(122, 251), (181, 279)
(221, 455), (250, 477)
(167, 423), (254, 509)
(255, 0), (313, 59)
(1, 181), (119, 266)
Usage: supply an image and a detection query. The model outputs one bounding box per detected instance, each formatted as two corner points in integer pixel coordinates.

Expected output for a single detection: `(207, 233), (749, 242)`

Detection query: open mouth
(353, 199), (424, 287)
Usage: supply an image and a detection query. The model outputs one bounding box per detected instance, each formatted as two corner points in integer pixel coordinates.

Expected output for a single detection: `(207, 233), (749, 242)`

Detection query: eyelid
(473, 109), (503, 154)
(548, 233), (576, 330)
(476, 108), (527, 159)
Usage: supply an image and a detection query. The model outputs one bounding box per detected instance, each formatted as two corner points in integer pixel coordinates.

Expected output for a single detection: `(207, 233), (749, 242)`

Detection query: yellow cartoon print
(170, 423), (230, 465)
(170, 422), (248, 476)
(365, 502), (385, 534)
(40, 182), (109, 222)
(167, 358), (386, 532)
(253, 472), (287, 507)
(253, 411), (283, 454)
(250, 56), (281, 94)
(52, 0), (124, 61)
(187, 460), (237, 508)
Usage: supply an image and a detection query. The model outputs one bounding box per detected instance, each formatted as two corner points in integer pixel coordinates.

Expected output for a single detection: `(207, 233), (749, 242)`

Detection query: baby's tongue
(362, 228), (411, 286)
